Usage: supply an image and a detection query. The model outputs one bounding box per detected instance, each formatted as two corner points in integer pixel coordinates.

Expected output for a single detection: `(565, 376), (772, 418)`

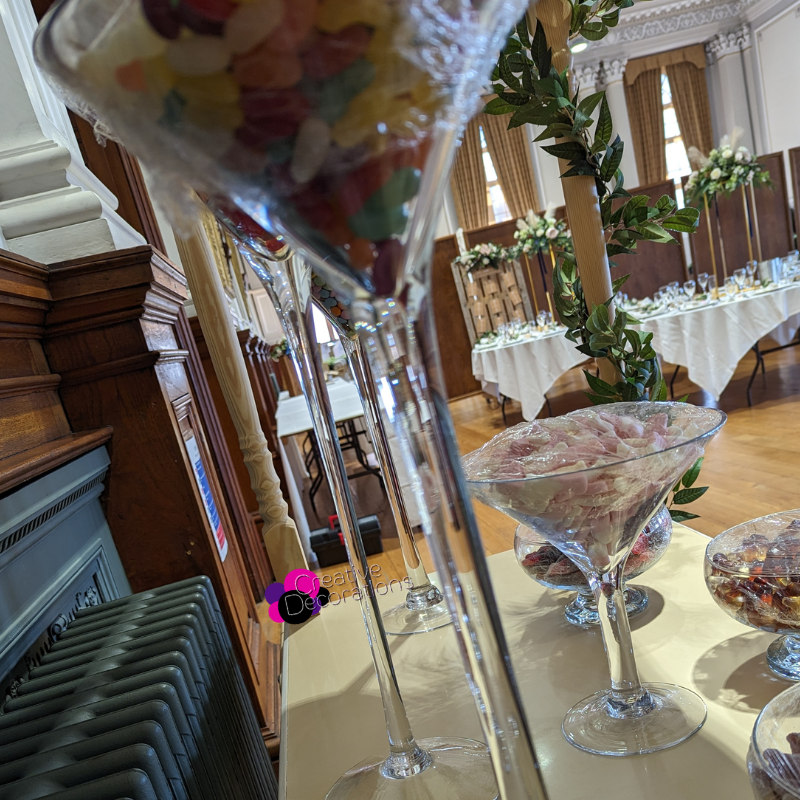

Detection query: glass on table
(726, 275), (739, 298)
(697, 273), (709, 295)
(683, 280), (696, 302)
(465, 402), (726, 756)
(745, 261), (758, 289)
(705, 510), (800, 681)
(748, 682), (800, 800)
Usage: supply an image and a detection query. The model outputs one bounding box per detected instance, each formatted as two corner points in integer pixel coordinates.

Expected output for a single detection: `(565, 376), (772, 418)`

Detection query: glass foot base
(382, 598), (452, 636)
(563, 682), (707, 756)
(766, 635), (800, 680)
(324, 737), (498, 799)
(564, 586), (648, 627)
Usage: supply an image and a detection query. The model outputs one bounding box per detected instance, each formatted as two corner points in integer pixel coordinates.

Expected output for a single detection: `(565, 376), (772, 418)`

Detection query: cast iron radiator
(0, 576), (279, 800)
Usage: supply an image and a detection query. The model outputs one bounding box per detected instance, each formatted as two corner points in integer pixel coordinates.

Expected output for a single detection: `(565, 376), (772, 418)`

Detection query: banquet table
(637, 283), (800, 400)
(472, 284), (800, 418)
(471, 328), (587, 420)
(279, 523), (779, 800)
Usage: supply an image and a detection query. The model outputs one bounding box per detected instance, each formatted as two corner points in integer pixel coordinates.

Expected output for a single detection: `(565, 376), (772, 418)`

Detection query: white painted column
(705, 24), (762, 153)
(0, 0), (144, 263)
(600, 58), (640, 188)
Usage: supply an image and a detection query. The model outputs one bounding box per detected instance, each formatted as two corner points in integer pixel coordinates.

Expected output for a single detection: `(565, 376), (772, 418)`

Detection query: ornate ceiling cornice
(704, 22), (752, 61)
(572, 0), (768, 58)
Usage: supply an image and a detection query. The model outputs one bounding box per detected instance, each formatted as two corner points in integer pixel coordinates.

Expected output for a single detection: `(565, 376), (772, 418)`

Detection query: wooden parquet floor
(314, 339), (800, 592)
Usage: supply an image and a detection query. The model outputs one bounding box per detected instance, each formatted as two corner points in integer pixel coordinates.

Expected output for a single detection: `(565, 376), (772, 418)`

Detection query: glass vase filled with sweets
(34, 0), (552, 797)
(705, 510), (800, 680)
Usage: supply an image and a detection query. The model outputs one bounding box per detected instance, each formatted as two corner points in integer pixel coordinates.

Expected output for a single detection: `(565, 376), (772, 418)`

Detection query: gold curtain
(624, 68), (667, 186)
(450, 115), (489, 231)
(664, 61), (714, 157)
(624, 44), (706, 86)
(480, 112), (540, 219)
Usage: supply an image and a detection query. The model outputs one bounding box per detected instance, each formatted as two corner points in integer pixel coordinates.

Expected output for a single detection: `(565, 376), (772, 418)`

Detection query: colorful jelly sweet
(85, 0), (446, 294)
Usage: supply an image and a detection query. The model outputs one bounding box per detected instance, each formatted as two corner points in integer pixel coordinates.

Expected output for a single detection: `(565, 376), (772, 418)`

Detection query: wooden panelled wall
(5, 108), (287, 755)
(433, 179), (687, 400)
(790, 147), (800, 249)
(686, 152), (795, 278)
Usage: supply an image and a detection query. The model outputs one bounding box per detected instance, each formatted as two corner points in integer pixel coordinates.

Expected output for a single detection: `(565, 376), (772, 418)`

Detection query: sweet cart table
(279, 524), (783, 799)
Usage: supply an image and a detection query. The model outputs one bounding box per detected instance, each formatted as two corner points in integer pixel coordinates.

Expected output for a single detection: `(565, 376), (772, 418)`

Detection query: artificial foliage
(486, 13), (708, 518)
(685, 142), (772, 204)
(485, 15), (699, 404)
(454, 241), (508, 272)
(510, 208), (572, 257)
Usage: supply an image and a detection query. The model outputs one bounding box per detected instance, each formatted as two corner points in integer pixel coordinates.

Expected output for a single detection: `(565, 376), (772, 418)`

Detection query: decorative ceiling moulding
(571, 0), (775, 62)
(704, 23), (752, 62)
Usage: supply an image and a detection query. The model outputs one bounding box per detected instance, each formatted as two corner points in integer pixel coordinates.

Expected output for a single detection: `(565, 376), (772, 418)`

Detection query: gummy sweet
(60, 0), (456, 296)
(706, 520), (800, 634)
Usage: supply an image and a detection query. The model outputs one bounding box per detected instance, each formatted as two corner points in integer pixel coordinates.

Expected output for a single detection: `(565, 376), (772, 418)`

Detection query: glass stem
(258, 256), (430, 778)
(340, 333), (442, 607)
(590, 564), (654, 717)
(356, 299), (548, 800)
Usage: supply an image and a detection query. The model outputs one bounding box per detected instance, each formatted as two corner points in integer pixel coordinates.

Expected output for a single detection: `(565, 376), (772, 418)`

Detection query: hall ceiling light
(571, 42), (589, 53)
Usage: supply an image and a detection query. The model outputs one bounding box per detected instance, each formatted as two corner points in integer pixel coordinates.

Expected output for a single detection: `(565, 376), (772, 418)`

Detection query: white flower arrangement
(685, 131), (770, 203)
(453, 240), (508, 272)
(509, 204), (573, 258)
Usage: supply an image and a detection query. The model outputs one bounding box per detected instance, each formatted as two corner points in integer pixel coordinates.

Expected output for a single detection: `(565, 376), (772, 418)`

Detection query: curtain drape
(449, 115), (489, 231)
(480, 112), (540, 220)
(664, 61), (714, 157)
(624, 68), (667, 186)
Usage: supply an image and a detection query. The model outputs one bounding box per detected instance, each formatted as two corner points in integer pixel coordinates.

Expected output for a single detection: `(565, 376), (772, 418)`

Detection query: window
(661, 71), (691, 205)
(479, 126), (512, 224)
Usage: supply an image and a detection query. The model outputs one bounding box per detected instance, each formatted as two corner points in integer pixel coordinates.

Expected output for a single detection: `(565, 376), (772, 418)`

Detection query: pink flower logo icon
(265, 568), (331, 625)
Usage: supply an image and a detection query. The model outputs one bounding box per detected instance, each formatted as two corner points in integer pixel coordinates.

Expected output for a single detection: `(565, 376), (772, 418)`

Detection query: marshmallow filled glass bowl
(705, 511), (800, 681)
(465, 402), (726, 756)
(515, 502), (673, 626)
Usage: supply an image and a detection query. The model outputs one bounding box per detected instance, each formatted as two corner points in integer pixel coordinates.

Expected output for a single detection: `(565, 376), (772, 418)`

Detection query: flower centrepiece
(686, 136), (771, 203)
(453, 241), (508, 273)
(510, 207), (572, 258)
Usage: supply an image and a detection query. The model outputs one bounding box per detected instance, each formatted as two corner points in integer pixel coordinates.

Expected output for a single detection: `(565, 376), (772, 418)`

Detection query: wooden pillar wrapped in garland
(529, 0), (620, 385)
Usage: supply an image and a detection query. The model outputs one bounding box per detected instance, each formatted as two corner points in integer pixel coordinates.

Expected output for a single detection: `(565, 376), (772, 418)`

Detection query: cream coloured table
(279, 524), (782, 799)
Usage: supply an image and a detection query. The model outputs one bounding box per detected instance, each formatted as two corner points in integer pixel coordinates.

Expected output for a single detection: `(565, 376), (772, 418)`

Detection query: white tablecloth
(275, 378), (422, 537)
(471, 331), (588, 420)
(638, 284), (800, 400)
(471, 285), (800, 414)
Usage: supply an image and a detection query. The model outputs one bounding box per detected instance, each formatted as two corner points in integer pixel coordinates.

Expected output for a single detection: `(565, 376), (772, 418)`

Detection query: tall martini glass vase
(333, 320), (452, 636)
(213, 199), (451, 635)
(33, 0), (549, 795)
(465, 402), (726, 755)
(234, 240), (500, 798)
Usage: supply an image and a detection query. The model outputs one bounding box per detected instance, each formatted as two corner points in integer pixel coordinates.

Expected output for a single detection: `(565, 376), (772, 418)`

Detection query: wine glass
(726, 276), (739, 298)
(33, 0), (550, 796)
(734, 268), (747, 292)
(464, 402), (726, 755)
(708, 274), (718, 298)
(210, 198), (452, 637)
(745, 261), (757, 289)
(697, 273), (709, 296)
(683, 280), (696, 302)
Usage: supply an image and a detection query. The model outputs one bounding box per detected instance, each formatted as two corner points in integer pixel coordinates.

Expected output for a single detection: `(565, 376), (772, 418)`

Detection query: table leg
(669, 364), (681, 400)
